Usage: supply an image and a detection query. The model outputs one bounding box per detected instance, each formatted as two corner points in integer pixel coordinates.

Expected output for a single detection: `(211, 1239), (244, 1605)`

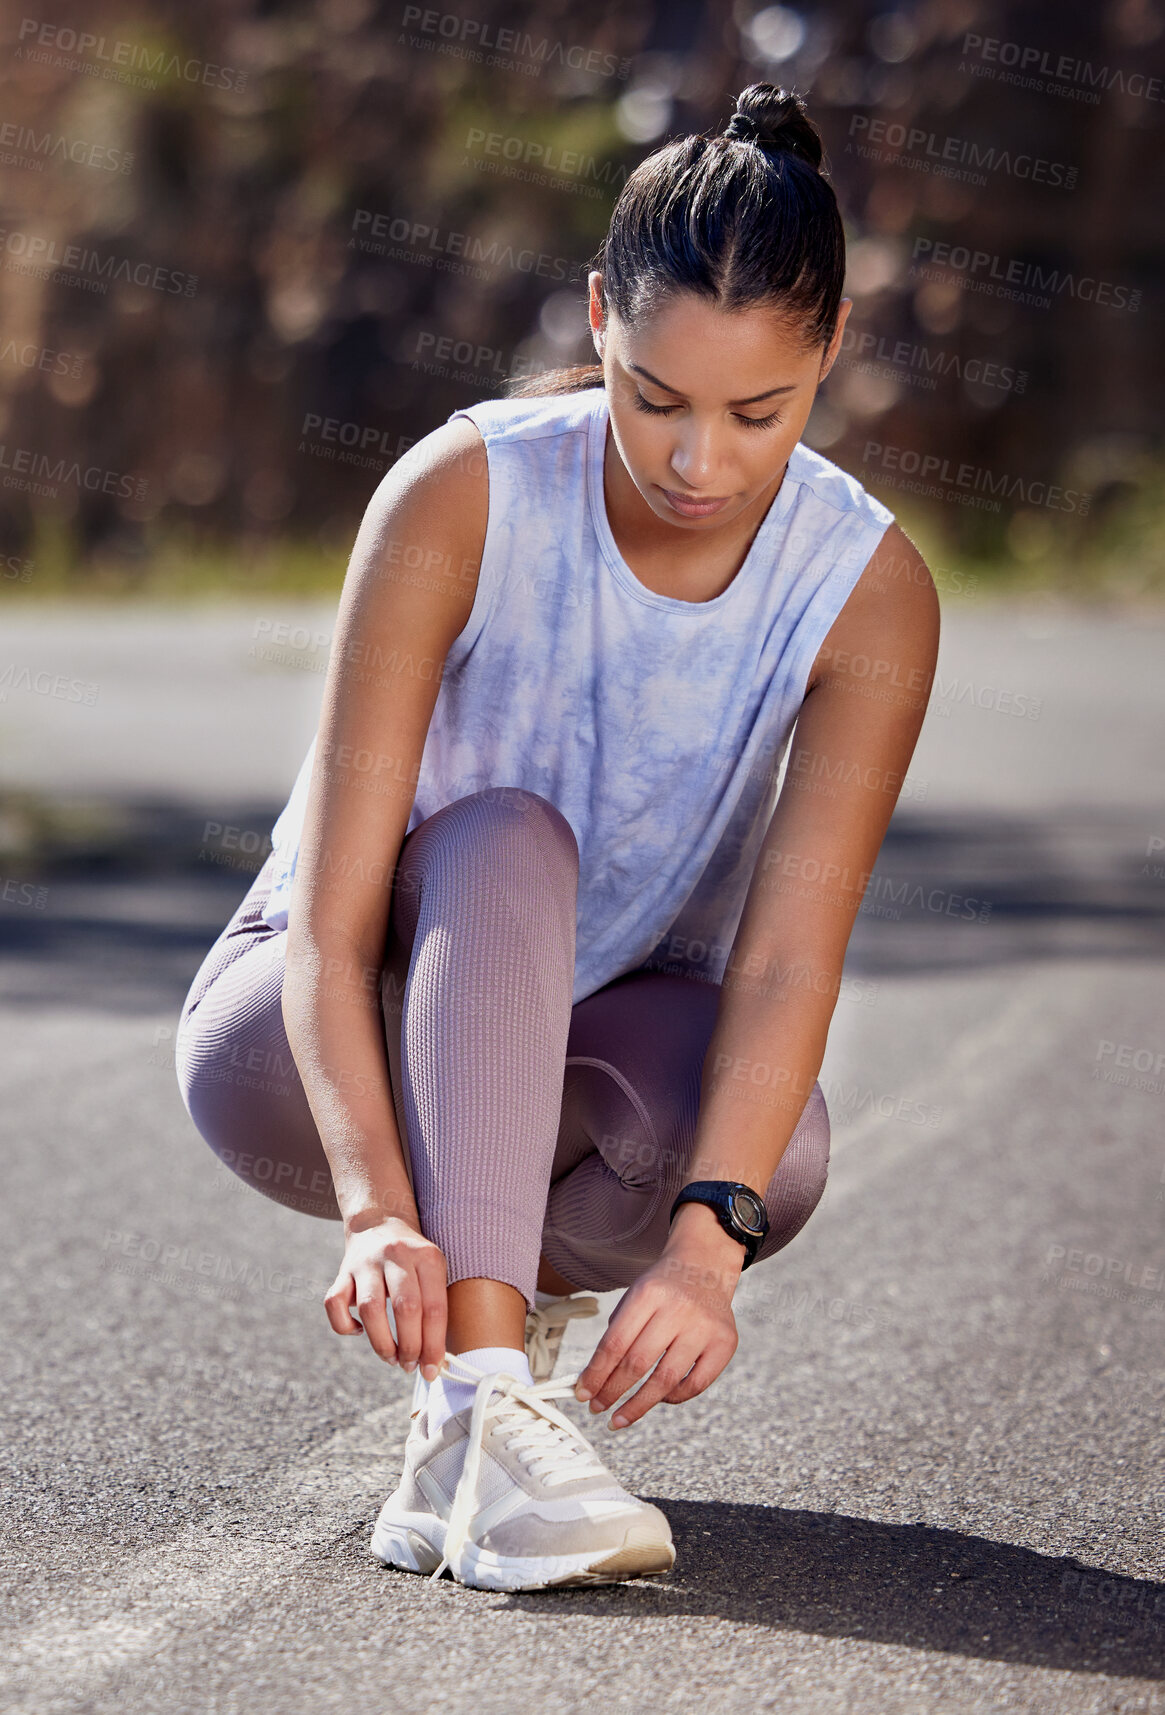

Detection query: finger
(384, 1263), (423, 1371)
(354, 1267), (398, 1364)
(323, 1271), (362, 1336)
(417, 1257), (448, 1381)
(575, 1288), (653, 1403)
(587, 1311), (671, 1414)
(662, 1339), (735, 1405)
(610, 1332), (706, 1428)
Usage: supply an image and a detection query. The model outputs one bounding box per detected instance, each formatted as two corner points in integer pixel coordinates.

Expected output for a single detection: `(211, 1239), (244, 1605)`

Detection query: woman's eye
(632, 392), (678, 416)
(631, 391), (783, 430)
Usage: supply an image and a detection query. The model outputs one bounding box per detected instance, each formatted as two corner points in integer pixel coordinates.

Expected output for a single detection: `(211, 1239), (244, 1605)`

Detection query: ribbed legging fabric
(176, 788), (830, 1308)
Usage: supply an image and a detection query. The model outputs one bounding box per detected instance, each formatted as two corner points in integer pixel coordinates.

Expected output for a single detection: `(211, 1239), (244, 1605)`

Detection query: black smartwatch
(669, 1181), (770, 1268)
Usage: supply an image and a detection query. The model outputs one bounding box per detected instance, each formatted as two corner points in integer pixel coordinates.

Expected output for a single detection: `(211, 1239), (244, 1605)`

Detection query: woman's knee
(480, 786), (579, 867)
(388, 791), (580, 971)
(397, 788), (579, 897)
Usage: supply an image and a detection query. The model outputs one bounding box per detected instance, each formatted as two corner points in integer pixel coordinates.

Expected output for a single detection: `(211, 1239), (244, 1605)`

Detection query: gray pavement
(1, 593), (1164, 1714)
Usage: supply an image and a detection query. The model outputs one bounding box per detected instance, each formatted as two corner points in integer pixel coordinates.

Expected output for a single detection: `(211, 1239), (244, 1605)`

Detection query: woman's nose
(668, 428), (721, 491)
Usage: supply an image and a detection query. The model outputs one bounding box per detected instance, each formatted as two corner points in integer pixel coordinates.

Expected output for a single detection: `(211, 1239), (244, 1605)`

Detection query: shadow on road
(1, 798), (1163, 1012)
(848, 805), (1165, 974)
(507, 1498), (1165, 1678)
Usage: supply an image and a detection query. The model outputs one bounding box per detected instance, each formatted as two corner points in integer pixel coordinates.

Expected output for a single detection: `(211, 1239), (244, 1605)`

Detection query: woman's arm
(578, 521), (941, 1424)
(678, 521), (941, 1221)
(282, 416), (487, 1380)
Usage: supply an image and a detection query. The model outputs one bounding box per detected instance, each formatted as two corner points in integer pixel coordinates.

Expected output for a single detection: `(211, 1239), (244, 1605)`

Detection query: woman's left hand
(573, 1209), (744, 1426)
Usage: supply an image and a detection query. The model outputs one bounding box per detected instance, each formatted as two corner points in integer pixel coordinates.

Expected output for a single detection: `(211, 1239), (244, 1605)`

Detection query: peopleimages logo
(848, 115), (1077, 189)
(837, 326), (1027, 395)
(0, 444), (147, 502)
(463, 127), (629, 196)
(960, 30), (1165, 107)
(909, 236), (1140, 313)
(0, 121), (133, 175)
(861, 440), (1090, 516)
(0, 664), (100, 704)
(399, 6), (631, 80)
(16, 18), (249, 92)
(0, 339), (84, 380)
(349, 208), (583, 282)
(0, 226), (198, 297)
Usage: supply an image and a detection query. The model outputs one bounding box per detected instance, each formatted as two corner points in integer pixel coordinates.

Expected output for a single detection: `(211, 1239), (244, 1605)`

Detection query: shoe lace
(524, 1293), (599, 1380)
(429, 1354), (606, 1585)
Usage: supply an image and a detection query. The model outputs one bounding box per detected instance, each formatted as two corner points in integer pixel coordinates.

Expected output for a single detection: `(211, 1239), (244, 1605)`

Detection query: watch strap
(669, 1180), (769, 1268)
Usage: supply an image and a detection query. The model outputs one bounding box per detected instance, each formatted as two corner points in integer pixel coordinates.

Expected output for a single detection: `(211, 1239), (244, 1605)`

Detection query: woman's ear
(818, 297), (852, 383)
(588, 269), (606, 358)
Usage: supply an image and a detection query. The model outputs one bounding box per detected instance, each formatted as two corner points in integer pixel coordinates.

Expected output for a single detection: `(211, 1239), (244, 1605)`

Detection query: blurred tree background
(0, 0), (1160, 599)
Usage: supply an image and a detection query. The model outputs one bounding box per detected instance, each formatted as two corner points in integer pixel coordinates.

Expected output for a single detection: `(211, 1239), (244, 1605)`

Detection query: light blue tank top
(262, 387), (894, 1003)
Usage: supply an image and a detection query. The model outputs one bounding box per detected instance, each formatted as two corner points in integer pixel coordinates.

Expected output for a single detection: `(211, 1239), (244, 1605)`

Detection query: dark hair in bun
(721, 83), (824, 167)
(510, 83), (845, 397)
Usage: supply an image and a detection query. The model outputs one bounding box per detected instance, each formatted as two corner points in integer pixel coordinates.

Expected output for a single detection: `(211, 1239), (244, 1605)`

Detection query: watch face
(731, 1188), (766, 1233)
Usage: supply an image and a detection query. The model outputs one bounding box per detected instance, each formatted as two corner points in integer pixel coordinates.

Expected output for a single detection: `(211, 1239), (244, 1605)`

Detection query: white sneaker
(371, 1356), (675, 1591)
(524, 1292), (600, 1383)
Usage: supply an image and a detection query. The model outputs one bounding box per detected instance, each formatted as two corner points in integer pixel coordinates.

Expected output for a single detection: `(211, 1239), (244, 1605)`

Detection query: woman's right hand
(324, 1217), (448, 1380)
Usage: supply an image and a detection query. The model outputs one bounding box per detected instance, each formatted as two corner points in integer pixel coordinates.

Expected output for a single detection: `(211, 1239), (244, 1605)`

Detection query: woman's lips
(658, 486), (732, 518)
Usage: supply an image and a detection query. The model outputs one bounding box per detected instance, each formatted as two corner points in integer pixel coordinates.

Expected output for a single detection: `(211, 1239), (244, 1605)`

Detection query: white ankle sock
(427, 1346), (533, 1435)
(533, 1289), (561, 1308)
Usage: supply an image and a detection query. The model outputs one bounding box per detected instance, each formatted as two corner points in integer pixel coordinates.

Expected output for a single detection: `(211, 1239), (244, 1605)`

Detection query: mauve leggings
(175, 788), (830, 1308)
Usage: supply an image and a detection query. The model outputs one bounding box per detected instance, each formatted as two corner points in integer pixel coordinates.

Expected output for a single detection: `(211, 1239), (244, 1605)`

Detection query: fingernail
(421, 1365), (438, 1383)
(403, 1361), (416, 1373)
(589, 1399), (603, 1413)
(610, 1414), (627, 1429)
(574, 1386), (591, 1402)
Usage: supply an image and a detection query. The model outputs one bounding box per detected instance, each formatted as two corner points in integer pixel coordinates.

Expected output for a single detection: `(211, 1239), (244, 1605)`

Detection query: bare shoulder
(375, 413), (488, 522)
(807, 520), (940, 693)
(340, 414), (489, 641)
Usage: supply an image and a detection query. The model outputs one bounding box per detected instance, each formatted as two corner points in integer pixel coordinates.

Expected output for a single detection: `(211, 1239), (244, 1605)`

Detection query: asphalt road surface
(1, 593), (1163, 1715)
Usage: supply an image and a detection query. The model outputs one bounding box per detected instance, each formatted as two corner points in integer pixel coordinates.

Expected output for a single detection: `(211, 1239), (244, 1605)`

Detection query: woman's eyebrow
(629, 362), (799, 405)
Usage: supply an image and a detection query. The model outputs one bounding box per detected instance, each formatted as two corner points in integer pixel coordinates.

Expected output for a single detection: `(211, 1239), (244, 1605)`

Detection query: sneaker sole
(371, 1508), (674, 1591)
(454, 1525), (675, 1592)
(370, 1503), (446, 1575)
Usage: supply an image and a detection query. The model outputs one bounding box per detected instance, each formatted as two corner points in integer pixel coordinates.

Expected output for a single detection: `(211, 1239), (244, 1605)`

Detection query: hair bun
(722, 83), (823, 170)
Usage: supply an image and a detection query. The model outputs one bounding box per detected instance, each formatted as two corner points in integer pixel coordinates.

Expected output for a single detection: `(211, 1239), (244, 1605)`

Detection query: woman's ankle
(445, 1277), (527, 1353)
